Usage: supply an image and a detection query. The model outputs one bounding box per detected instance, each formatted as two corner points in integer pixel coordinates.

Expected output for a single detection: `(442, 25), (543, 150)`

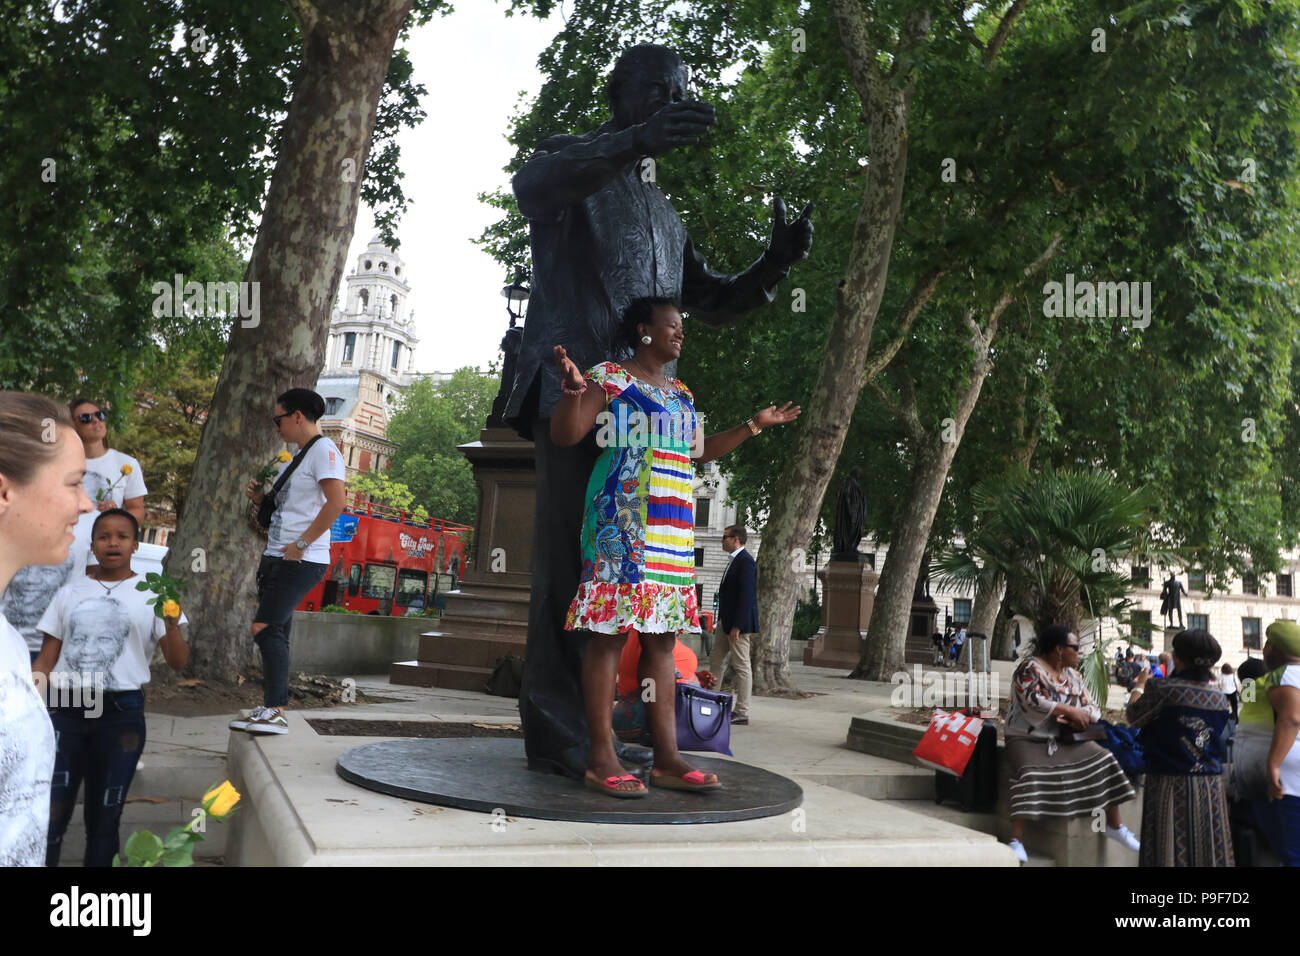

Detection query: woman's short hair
(0, 392), (74, 485)
(1034, 624), (1075, 656)
(619, 297), (680, 351)
(68, 396), (101, 417)
(91, 507), (140, 540)
(276, 388), (326, 423)
(1172, 629), (1221, 682)
(1238, 657), (1268, 682)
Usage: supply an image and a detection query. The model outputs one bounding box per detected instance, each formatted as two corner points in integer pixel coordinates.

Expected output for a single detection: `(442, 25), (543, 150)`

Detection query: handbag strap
(268, 434), (323, 502)
(683, 686), (729, 741)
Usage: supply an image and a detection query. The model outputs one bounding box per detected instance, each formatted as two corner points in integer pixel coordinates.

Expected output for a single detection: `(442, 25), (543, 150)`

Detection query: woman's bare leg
(640, 633), (716, 781)
(582, 631), (638, 790)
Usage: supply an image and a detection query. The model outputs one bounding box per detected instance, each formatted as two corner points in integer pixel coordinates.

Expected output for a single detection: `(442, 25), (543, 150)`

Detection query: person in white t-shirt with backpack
(68, 398), (147, 576)
(232, 388), (346, 736)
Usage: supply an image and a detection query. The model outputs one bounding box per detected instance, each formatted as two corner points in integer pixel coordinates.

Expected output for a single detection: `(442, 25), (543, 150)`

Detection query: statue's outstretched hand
(767, 197), (815, 266)
(635, 101), (716, 157)
(552, 345), (585, 392)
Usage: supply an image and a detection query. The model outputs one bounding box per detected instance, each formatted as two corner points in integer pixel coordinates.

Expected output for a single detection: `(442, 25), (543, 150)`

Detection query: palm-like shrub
(934, 467), (1159, 707)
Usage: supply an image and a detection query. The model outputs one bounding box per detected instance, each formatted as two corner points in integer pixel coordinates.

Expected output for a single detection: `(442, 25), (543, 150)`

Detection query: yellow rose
(202, 781), (241, 819)
(162, 599), (181, 619)
(277, 450), (292, 462)
(121, 464), (132, 475)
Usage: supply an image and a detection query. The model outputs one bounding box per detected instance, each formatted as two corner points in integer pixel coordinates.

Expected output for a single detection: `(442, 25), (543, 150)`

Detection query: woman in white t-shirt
(68, 398), (147, 575)
(233, 388), (346, 736)
(0, 392), (94, 866)
(1262, 621), (1300, 866)
(33, 508), (188, 867)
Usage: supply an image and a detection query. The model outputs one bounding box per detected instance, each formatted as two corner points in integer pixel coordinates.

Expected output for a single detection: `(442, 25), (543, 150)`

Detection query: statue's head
(607, 44), (689, 130)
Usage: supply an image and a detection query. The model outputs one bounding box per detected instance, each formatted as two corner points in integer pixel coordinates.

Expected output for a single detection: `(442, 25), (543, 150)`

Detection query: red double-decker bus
(297, 494), (472, 616)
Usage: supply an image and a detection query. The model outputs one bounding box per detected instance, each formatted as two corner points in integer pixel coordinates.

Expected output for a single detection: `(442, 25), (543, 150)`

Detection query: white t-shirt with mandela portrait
(265, 435), (346, 564)
(37, 574), (187, 693)
(0, 613), (55, 866)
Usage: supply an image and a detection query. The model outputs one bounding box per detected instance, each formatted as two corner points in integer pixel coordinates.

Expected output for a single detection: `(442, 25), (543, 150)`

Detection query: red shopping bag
(912, 709), (985, 777)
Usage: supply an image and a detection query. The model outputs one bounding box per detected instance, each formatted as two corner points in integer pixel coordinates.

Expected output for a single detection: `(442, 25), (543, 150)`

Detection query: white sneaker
(1007, 838), (1028, 864)
(245, 708), (289, 735)
(230, 706), (269, 731)
(1106, 824), (1140, 852)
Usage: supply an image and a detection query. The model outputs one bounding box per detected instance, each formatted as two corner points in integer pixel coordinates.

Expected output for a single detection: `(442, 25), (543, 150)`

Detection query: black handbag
(255, 435), (323, 532)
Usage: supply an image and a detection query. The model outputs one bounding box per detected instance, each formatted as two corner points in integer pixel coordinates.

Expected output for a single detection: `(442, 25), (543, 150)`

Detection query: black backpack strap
(269, 434), (324, 500)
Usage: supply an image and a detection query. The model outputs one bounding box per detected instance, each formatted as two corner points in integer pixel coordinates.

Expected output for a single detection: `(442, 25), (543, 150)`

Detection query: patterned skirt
(1140, 774), (1235, 867)
(1006, 736), (1136, 819)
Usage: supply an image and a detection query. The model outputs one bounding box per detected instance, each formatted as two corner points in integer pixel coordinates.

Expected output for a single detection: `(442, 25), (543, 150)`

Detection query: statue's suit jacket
(506, 121), (789, 438)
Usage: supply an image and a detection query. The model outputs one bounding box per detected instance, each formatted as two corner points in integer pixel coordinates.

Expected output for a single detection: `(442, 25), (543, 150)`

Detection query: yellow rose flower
(121, 464), (132, 475)
(277, 450), (292, 462)
(202, 781), (241, 819)
(162, 599), (181, 619)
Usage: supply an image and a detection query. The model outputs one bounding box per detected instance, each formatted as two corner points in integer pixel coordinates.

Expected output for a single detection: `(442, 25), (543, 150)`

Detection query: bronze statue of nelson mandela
(505, 43), (814, 779)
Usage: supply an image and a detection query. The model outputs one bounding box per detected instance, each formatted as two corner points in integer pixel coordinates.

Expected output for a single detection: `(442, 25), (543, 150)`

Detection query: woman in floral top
(550, 297), (800, 797)
(1003, 624), (1139, 863)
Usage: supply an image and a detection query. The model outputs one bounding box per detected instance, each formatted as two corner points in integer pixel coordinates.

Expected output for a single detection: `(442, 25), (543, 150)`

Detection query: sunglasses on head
(77, 410), (106, 424)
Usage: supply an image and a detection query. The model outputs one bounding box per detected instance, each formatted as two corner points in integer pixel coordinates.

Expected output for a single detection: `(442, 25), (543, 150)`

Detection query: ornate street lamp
(486, 279), (530, 429)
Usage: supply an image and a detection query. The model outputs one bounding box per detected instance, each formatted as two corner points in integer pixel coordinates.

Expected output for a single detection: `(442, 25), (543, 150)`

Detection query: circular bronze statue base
(336, 738), (802, 824)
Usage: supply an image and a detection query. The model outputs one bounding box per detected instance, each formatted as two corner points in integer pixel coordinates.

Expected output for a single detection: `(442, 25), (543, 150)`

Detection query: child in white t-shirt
(32, 509), (188, 867)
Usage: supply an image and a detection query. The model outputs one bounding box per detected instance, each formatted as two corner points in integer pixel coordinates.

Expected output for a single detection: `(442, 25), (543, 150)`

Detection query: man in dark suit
(709, 524), (759, 725)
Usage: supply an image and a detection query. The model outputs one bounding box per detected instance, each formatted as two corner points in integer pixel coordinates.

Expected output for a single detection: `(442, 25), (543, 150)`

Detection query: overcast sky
(338, 4), (567, 376)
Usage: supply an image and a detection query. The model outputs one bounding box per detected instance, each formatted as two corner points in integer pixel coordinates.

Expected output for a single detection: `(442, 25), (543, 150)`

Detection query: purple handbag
(675, 684), (733, 755)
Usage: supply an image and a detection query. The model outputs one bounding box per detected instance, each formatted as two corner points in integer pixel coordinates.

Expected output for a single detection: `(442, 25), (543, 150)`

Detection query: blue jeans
(1277, 794), (1300, 867)
(47, 690), (146, 867)
(254, 555), (327, 708)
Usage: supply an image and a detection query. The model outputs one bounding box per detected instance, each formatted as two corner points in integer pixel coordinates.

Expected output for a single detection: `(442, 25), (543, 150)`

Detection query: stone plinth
(390, 427), (535, 691)
(804, 560), (877, 669)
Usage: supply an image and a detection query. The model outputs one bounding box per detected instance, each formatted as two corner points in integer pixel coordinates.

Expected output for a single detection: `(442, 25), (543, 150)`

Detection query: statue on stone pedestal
(831, 467), (866, 562)
(1160, 572), (1186, 628)
(504, 43), (814, 780)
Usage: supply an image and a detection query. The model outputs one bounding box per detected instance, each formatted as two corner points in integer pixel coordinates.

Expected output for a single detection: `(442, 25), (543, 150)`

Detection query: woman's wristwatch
(295, 537), (309, 552)
(745, 417), (762, 436)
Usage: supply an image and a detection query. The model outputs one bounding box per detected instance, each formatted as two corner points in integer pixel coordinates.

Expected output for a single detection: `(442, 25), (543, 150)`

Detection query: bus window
(347, 564), (362, 597)
(396, 569), (429, 607)
(362, 564), (396, 600)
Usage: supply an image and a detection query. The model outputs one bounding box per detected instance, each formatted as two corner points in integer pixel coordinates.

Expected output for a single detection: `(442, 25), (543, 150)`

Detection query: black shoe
(614, 741), (654, 768)
(730, 714), (749, 725)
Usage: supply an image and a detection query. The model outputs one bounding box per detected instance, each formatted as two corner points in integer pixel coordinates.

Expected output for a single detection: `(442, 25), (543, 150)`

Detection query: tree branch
(985, 0), (1032, 62)
(944, 0), (987, 53)
(829, 0), (884, 106)
(863, 266), (945, 379)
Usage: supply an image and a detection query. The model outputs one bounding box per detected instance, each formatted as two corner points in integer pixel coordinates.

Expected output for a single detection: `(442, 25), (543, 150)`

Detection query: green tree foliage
(0, 0), (444, 412)
(117, 350), (219, 524)
(348, 470), (430, 523)
(386, 369), (498, 525)
(491, 0), (1300, 620)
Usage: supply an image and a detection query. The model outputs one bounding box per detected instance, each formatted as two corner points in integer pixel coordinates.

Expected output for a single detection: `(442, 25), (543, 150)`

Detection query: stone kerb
(288, 610), (432, 676)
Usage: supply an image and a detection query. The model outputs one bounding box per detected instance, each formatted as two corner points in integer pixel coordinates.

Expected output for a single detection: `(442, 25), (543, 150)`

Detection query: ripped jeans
(46, 690), (146, 867)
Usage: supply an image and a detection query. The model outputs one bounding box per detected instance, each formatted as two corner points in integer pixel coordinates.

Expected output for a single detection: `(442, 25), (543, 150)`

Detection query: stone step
(415, 633), (524, 668)
(390, 660), (495, 692)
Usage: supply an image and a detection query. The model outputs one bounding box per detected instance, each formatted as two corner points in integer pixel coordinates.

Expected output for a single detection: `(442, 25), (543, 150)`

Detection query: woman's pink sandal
(649, 769), (721, 792)
(584, 772), (648, 798)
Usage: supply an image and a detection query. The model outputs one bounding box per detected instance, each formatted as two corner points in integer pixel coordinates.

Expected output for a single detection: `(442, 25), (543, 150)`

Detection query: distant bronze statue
(504, 43), (814, 779)
(914, 549), (932, 600)
(1160, 572), (1186, 628)
(831, 467), (866, 561)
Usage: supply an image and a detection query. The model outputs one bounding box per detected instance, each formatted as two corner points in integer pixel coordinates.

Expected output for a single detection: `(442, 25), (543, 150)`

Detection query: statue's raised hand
(767, 198), (815, 267)
(634, 101), (716, 157)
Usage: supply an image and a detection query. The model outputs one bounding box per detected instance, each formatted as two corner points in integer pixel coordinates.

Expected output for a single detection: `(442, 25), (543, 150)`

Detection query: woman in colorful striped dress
(550, 297), (800, 797)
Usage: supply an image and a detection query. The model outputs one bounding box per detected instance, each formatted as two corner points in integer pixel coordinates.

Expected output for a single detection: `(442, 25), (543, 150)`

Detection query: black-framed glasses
(1063, 643), (1081, 651)
(272, 412), (293, 427)
(77, 410), (106, 424)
